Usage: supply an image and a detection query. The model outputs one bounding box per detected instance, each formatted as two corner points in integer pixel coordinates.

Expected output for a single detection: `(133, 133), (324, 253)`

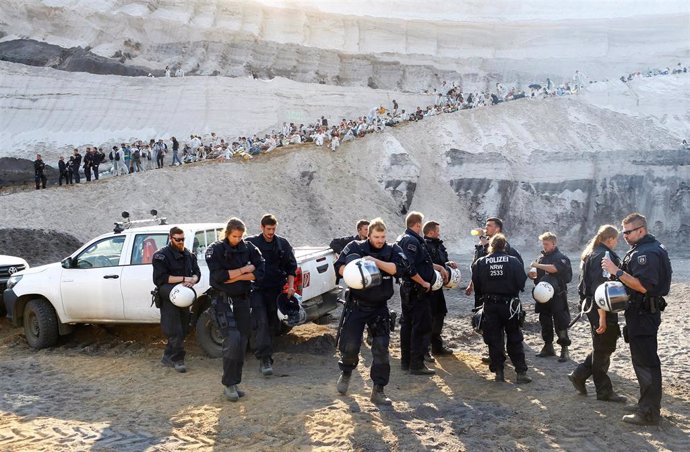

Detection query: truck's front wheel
(23, 299), (59, 349)
(195, 308), (223, 358)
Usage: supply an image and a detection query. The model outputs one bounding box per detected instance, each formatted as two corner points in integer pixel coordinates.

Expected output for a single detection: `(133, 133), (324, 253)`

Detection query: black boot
(536, 343), (556, 357)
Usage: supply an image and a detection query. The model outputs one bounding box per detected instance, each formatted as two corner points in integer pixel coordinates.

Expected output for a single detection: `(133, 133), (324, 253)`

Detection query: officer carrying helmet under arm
(423, 220), (457, 357)
(205, 217), (265, 402)
(568, 225), (626, 403)
(471, 233), (532, 384)
(246, 214), (297, 377)
(530, 232), (573, 362)
(152, 226), (201, 373)
(397, 211), (447, 376)
(602, 212), (672, 426)
(334, 218), (408, 405)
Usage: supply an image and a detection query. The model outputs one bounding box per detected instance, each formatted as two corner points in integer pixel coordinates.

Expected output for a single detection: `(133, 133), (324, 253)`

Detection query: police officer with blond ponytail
(568, 225), (626, 403)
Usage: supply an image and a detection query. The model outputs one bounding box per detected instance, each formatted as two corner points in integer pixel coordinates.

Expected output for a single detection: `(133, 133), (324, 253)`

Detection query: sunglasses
(622, 226), (642, 236)
(171, 237), (185, 243)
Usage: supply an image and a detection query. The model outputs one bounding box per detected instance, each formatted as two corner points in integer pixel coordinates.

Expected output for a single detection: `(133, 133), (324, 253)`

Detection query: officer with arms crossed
(330, 219), (370, 254)
(568, 225), (626, 403)
(423, 221), (457, 357)
(529, 232), (573, 362)
(152, 226), (201, 373)
(334, 218), (408, 405)
(246, 214), (297, 377)
(472, 234), (532, 383)
(602, 213), (672, 426)
(397, 211), (447, 375)
(205, 218), (265, 402)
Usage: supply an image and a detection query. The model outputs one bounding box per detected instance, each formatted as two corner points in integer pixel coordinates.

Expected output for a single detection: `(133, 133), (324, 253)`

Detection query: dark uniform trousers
(160, 295), (191, 363)
(251, 286), (282, 360)
(626, 299), (662, 422)
(213, 294), (251, 387)
(537, 292), (571, 346)
(428, 289), (448, 352)
(481, 298), (527, 373)
(400, 283), (432, 369)
(572, 306), (620, 398)
(338, 301), (391, 386)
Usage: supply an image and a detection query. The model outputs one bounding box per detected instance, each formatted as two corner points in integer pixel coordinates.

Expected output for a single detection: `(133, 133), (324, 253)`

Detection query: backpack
(115, 152), (121, 161)
(133, 149), (141, 159)
(109, 151), (114, 160)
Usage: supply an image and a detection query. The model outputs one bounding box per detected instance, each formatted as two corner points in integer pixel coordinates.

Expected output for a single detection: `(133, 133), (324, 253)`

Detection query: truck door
(61, 235), (126, 321)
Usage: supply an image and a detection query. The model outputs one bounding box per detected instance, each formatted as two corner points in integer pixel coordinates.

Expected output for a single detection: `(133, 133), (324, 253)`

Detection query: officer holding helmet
(568, 225), (626, 403)
(334, 218), (408, 405)
(423, 220), (457, 358)
(472, 234), (531, 384)
(246, 214), (298, 377)
(602, 213), (672, 426)
(397, 211), (447, 376)
(152, 226), (201, 373)
(529, 232), (573, 362)
(205, 217), (265, 402)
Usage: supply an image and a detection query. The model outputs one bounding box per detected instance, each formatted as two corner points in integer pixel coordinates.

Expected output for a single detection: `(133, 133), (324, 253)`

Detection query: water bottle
(602, 251), (611, 278)
(471, 228), (484, 237)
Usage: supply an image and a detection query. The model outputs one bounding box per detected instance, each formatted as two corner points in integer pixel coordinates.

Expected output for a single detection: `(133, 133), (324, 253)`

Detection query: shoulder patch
(637, 255), (647, 265)
(154, 253), (166, 261)
(407, 244), (417, 253)
(205, 246), (214, 259)
(561, 258), (567, 264)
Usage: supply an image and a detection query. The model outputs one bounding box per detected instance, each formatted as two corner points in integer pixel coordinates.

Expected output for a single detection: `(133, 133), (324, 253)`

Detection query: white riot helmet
(276, 293), (307, 326)
(169, 284), (196, 308)
(532, 281), (554, 304)
(431, 270), (444, 291)
(594, 281), (629, 313)
(343, 258), (382, 290)
(444, 265), (461, 289)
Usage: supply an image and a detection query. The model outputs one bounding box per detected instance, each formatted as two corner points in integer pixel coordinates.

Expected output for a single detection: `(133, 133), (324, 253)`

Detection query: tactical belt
(481, 295), (512, 304)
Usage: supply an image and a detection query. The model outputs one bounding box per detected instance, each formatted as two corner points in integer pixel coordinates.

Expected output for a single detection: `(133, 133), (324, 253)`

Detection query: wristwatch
(615, 269), (624, 278)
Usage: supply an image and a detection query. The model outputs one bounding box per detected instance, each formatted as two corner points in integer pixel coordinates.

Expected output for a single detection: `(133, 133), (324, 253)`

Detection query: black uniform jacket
(152, 244), (201, 287)
(334, 240), (408, 305)
(246, 234), (297, 289)
(471, 251), (527, 298)
(205, 239), (265, 297)
(397, 228), (435, 284)
(578, 244), (620, 325)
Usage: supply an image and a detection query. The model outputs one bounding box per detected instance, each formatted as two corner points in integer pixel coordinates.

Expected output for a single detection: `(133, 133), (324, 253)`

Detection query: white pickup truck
(0, 255), (30, 317)
(3, 221), (339, 358)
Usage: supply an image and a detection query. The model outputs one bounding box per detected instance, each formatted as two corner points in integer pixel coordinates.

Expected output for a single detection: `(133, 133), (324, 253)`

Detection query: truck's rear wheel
(195, 308), (223, 358)
(23, 299), (59, 349)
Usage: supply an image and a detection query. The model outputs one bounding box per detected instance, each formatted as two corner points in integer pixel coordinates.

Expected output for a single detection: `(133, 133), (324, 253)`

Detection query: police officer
(569, 225), (626, 402)
(58, 156), (70, 186)
(423, 220), (456, 357)
(33, 154), (47, 189)
(329, 219), (370, 254)
(152, 226), (201, 373)
(83, 147), (94, 182)
(471, 234), (532, 383)
(530, 232), (573, 362)
(334, 218), (408, 405)
(602, 213), (672, 426)
(246, 214), (297, 377)
(465, 217), (523, 364)
(466, 217), (523, 309)
(397, 211), (446, 375)
(71, 148), (82, 183)
(205, 217), (265, 402)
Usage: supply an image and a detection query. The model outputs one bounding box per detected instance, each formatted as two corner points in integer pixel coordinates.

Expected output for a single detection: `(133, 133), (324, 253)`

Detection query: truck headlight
(6, 275), (22, 289)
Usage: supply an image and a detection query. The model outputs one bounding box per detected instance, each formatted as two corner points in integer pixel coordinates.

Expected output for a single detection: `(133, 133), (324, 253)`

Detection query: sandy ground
(1, 262), (688, 451)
